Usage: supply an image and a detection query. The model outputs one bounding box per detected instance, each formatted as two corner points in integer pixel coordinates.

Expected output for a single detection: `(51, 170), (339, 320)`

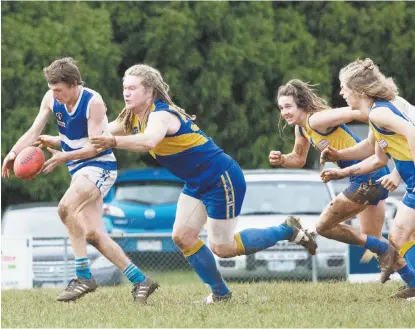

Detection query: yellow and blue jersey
(133, 99), (233, 194)
(369, 101), (415, 192)
(299, 111), (390, 183)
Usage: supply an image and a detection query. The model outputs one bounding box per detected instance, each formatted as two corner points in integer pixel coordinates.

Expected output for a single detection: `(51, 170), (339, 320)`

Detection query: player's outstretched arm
(2, 91), (52, 178)
(35, 135), (61, 148)
(108, 119), (126, 136)
(309, 107), (367, 132)
(321, 142), (388, 183)
(320, 130), (376, 165)
(90, 111), (169, 153)
(269, 126), (310, 168)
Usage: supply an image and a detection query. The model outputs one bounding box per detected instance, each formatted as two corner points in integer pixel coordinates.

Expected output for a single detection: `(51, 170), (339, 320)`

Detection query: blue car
(103, 168), (184, 259)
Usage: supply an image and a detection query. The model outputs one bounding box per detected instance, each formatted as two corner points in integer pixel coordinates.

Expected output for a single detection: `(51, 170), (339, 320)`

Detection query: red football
(13, 146), (45, 180)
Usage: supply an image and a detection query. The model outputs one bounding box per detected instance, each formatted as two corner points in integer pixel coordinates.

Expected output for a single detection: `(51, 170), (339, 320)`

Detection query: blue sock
(364, 236), (388, 255)
(123, 263), (145, 284)
(237, 224), (294, 255)
(397, 264), (415, 288)
(400, 241), (415, 283)
(75, 257), (91, 280)
(185, 240), (230, 296)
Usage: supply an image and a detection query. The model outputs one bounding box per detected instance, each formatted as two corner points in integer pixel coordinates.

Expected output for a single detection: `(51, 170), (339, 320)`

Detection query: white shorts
(72, 166), (117, 198)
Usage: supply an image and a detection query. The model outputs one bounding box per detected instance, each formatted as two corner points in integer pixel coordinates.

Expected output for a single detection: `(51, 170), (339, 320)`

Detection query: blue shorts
(343, 179), (388, 206)
(182, 160), (246, 219)
(403, 190), (415, 209)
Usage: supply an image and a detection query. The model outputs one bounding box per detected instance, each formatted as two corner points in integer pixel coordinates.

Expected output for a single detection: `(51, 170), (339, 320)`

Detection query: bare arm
(108, 119), (127, 136)
(321, 129), (376, 165)
(344, 142), (389, 176)
(309, 107), (367, 132)
(321, 142), (389, 182)
(272, 126), (310, 168)
(370, 107), (415, 165)
(90, 111), (170, 153)
(12, 91), (53, 153)
(337, 130), (376, 161)
(113, 112), (169, 152)
(2, 91), (52, 178)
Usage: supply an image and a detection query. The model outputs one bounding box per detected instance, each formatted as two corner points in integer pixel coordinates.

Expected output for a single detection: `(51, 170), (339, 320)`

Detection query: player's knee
(172, 233), (192, 251)
(388, 225), (408, 249)
(85, 229), (101, 248)
(316, 221), (329, 236)
(210, 243), (234, 258)
(75, 183), (95, 200)
(58, 200), (70, 223)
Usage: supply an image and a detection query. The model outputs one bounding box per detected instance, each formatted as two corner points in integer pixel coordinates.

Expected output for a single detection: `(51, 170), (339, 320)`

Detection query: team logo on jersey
(317, 139), (330, 151)
(133, 127), (139, 134)
(55, 112), (65, 127)
(378, 139), (388, 149)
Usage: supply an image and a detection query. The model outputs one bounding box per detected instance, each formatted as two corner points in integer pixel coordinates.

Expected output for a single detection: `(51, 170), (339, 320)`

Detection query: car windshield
(114, 181), (183, 205)
(241, 181), (332, 215)
(2, 207), (67, 237)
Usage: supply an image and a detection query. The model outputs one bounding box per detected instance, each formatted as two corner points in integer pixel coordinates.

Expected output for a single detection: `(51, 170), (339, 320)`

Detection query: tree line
(2, 1), (414, 209)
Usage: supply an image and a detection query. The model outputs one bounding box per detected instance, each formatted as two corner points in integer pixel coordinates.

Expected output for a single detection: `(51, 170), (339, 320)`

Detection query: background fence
(2, 233), (349, 290)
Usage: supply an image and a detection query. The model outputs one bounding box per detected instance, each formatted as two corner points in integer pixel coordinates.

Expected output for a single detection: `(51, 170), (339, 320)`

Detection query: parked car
(102, 168), (185, 266)
(201, 169), (347, 281)
(1, 203), (123, 288)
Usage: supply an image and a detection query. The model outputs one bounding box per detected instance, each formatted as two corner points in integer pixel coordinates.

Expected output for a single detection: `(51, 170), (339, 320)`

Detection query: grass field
(2, 271), (415, 328)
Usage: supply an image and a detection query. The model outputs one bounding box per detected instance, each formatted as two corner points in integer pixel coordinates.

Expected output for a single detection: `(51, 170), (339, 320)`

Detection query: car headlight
(90, 255), (114, 269)
(103, 204), (125, 218)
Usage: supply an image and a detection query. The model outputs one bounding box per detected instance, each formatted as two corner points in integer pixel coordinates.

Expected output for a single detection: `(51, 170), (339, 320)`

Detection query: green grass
(2, 271), (415, 328)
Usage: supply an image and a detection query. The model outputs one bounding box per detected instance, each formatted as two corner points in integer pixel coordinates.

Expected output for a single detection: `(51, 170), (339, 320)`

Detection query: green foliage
(1, 2), (122, 208)
(2, 1), (415, 209)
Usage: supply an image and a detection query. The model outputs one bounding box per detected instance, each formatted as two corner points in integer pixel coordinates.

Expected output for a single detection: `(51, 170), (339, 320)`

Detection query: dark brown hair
(43, 57), (84, 86)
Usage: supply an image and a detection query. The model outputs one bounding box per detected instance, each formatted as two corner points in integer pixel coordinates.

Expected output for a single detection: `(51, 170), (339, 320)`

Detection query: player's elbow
(298, 158), (307, 168)
(405, 131), (415, 146)
(139, 139), (158, 151)
(375, 155), (388, 167)
(293, 155), (306, 168)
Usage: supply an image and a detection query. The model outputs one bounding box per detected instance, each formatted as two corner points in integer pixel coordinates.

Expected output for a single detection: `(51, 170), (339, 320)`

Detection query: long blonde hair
(116, 64), (195, 134)
(339, 58), (398, 101)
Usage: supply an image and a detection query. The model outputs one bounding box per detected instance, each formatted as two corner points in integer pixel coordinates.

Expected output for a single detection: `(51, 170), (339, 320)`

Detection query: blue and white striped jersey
(52, 87), (117, 175)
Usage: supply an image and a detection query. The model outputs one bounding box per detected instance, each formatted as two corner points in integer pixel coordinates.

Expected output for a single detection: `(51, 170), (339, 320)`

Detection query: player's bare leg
(389, 204), (415, 299)
(172, 193), (232, 304)
(56, 175), (99, 301)
(358, 203), (385, 239)
(316, 194), (398, 283)
(78, 177), (158, 303)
